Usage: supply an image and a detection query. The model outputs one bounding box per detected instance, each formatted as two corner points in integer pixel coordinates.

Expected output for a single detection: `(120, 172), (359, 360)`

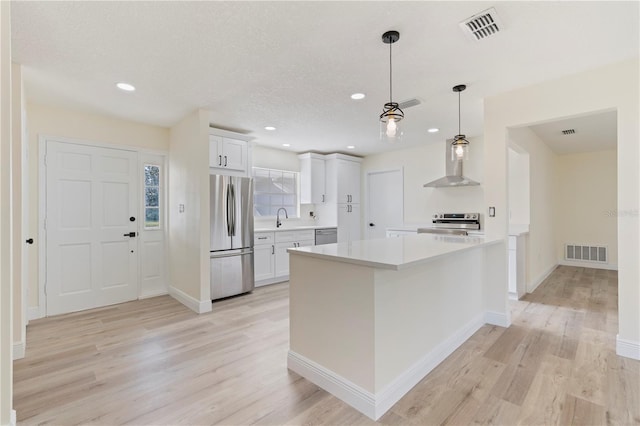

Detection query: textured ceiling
(10, 1), (639, 156)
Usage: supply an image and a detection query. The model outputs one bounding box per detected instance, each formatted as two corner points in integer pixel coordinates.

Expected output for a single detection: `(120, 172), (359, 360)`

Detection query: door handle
(224, 156), (228, 167)
(123, 232), (137, 238)
(369, 223), (375, 227)
(218, 155), (222, 166)
(272, 245), (275, 255)
(25, 238), (34, 244)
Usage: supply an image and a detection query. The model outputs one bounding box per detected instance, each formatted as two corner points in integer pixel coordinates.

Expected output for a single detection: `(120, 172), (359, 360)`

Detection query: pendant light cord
(458, 90), (461, 135)
(389, 41), (393, 103)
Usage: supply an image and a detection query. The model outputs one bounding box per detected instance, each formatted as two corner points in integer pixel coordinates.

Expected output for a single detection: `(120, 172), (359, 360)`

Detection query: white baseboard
(12, 341), (25, 360)
(169, 286), (212, 314)
(528, 264), (558, 294)
(558, 259), (618, 271)
(255, 276), (288, 287)
(10, 409), (16, 426)
(288, 313), (486, 420)
(139, 289), (169, 300)
(616, 335), (640, 360)
(484, 311), (510, 328)
(28, 306), (43, 321)
(288, 351), (377, 419)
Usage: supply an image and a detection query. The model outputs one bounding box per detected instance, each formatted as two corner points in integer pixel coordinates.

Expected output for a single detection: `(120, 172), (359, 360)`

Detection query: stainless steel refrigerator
(210, 174), (254, 300)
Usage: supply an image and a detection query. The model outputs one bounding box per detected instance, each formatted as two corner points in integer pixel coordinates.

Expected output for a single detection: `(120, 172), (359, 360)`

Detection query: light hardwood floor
(14, 266), (639, 425)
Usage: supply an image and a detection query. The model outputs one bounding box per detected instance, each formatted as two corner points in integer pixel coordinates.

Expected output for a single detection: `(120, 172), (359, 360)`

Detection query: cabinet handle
(258, 237), (268, 240)
(322, 194), (325, 203)
(218, 155), (222, 166)
(224, 156), (228, 167)
(272, 245), (275, 255)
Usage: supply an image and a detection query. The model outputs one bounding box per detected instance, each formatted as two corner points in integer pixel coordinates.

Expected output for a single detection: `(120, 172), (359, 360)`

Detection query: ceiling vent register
(562, 129), (576, 135)
(460, 8), (503, 41)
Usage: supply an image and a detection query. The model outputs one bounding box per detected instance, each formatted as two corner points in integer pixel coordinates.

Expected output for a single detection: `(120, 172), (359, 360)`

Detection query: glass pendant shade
(451, 136), (469, 161)
(380, 101), (403, 143)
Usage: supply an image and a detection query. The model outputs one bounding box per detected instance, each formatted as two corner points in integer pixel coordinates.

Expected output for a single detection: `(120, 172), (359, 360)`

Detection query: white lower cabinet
(255, 229), (315, 286)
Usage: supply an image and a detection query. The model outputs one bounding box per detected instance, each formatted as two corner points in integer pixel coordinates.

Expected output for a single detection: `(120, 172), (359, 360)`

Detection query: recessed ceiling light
(265, 126), (276, 131)
(282, 143), (290, 147)
(350, 93), (366, 100)
(428, 128), (439, 133)
(347, 145), (355, 149)
(116, 82), (136, 92)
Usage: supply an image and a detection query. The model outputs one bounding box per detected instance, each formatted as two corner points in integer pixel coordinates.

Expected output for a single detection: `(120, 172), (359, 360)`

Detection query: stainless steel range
(418, 212), (480, 236)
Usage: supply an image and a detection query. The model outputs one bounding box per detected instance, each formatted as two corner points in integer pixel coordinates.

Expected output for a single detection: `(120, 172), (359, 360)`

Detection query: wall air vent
(565, 244), (607, 263)
(460, 8), (503, 41)
(562, 129), (576, 135)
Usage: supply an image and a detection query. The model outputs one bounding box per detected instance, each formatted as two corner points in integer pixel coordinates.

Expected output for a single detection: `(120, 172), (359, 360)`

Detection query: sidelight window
(144, 165), (160, 228)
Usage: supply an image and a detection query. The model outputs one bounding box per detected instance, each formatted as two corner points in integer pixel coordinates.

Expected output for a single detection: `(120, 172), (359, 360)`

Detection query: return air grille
(460, 8), (503, 41)
(565, 244), (607, 263)
(562, 129), (576, 135)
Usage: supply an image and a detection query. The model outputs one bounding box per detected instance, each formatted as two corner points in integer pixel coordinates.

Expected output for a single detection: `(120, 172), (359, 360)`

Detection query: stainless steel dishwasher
(315, 228), (337, 245)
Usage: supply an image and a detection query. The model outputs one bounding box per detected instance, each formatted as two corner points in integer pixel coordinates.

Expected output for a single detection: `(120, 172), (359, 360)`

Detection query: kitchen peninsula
(287, 234), (507, 420)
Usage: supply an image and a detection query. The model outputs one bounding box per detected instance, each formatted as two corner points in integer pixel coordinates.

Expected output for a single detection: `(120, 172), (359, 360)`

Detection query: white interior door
(45, 141), (139, 316)
(366, 169), (404, 239)
(139, 154), (168, 298)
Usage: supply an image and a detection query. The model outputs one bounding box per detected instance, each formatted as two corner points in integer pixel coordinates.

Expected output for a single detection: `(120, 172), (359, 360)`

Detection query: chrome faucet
(276, 207), (288, 228)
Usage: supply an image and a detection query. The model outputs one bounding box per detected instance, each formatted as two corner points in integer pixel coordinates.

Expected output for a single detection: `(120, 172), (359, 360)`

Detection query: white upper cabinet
(209, 131), (251, 176)
(298, 153), (326, 204)
(325, 154), (362, 204)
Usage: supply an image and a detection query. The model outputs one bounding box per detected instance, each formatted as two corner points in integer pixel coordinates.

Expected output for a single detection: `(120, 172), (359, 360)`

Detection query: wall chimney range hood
(423, 140), (480, 187)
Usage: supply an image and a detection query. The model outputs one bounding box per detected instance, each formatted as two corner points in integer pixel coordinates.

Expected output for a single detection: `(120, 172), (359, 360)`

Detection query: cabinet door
(310, 157), (326, 204)
(209, 135), (223, 168)
(254, 244), (275, 282)
(337, 204), (350, 243)
(349, 203), (361, 241)
(275, 242), (295, 277)
(222, 138), (247, 172)
(337, 160), (361, 203)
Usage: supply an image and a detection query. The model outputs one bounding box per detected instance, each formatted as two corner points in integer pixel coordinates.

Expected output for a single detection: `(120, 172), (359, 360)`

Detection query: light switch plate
(489, 206), (495, 217)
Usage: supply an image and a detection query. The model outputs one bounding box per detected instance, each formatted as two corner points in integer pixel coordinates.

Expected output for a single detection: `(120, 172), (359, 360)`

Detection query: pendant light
(451, 84), (470, 161)
(379, 31), (403, 143)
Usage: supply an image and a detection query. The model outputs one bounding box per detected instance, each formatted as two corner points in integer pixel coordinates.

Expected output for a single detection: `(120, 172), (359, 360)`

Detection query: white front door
(45, 141), (139, 316)
(366, 169), (404, 239)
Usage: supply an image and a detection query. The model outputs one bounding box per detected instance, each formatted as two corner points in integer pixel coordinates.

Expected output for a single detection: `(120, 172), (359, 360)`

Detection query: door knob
(123, 232), (137, 238)
(369, 223), (375, 227)
(129, 216), (136, 222)
(25, 238), (34, 244)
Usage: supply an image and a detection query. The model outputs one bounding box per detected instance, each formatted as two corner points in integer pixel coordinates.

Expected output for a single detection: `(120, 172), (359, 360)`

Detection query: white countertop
(288, 234), (502, 271)
(255, 225), (337, 233)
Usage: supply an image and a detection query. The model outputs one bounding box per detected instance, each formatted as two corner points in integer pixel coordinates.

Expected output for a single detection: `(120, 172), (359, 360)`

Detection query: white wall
(509, 127), (558, 291)
(484, 58), (639, 357)
(25, 103), (170, 311)
(361, 137), (485, 226)
(168, 109), (211, 307)
(0, 0), (13, 422)
(508, 147), (530, 226)
(556, 150), (617, 267)
(11, 62), (25, 359)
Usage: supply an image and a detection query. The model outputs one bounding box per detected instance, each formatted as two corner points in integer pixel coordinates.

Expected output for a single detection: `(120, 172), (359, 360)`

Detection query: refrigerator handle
(226, 183), (232, 236)
(230, 183), (236, 236)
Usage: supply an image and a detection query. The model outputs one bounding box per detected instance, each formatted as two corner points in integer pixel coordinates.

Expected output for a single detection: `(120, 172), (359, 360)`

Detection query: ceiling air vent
(562, 129), (576, 135)
(398, 98), (422, 109)
(460, 8), (503, 41)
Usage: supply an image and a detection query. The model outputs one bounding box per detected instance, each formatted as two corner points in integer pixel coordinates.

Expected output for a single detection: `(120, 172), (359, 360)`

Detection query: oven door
(418, 228), (469, 236)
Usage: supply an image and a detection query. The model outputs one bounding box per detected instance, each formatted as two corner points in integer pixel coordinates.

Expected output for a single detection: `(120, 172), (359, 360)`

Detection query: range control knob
(439, 214), (444, 219)
(471, 214), (477, 219)
(433, 214), (438, 219)
(464, 214), (470, 219)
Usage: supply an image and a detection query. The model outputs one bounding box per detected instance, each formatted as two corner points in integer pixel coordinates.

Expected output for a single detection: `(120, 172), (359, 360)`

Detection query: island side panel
(373, 246), (485, 392)
(482, 239), (511, 326)
(289, 253), (376, 392)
